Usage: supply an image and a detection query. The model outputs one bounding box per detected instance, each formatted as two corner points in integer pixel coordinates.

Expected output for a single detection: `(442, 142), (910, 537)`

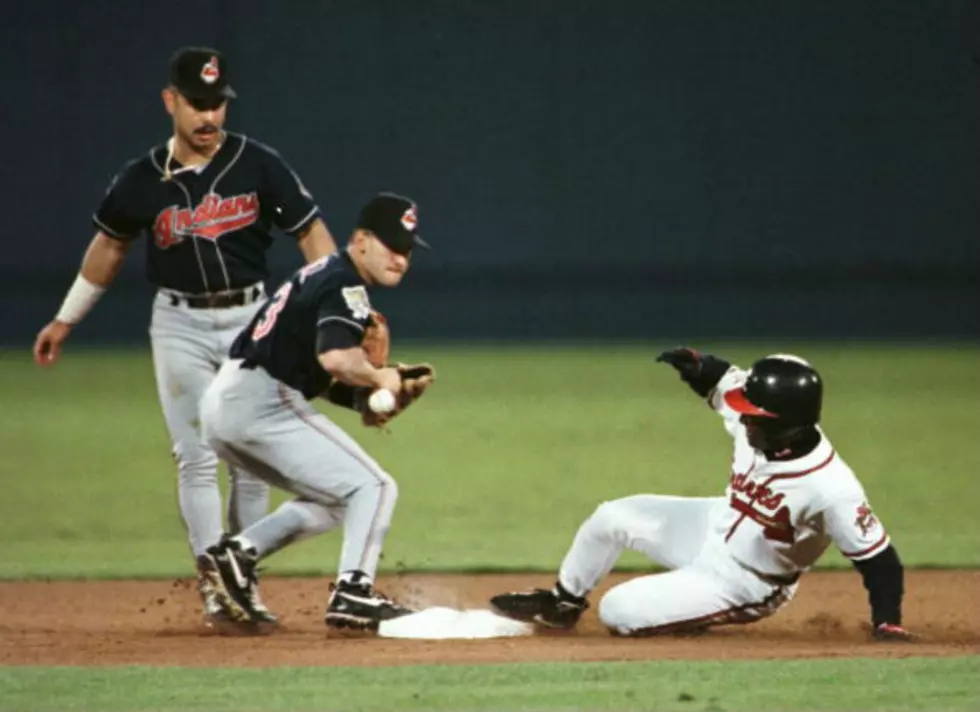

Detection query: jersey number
(728, 496), (795, 544)
(252, 282), (293, 341)
(761, 505), (794, 544)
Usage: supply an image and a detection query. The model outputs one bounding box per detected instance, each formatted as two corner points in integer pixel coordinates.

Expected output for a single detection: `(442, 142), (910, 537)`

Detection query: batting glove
(655, 347), (702, 380)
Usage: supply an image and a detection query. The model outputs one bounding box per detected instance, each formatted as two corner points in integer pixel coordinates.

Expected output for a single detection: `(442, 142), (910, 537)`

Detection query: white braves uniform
(557, 367), (891, 635)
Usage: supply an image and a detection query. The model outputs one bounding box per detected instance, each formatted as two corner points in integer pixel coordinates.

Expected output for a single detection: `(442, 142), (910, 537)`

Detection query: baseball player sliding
(32, 47), (337, 626)
(199, 192), (434, 632)
(491, 348), (913, 641)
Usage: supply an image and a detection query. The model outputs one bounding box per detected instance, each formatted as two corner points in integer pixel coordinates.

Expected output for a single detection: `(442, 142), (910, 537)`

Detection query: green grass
(0, 343), (978, 579)
(1, 657), (977, 711)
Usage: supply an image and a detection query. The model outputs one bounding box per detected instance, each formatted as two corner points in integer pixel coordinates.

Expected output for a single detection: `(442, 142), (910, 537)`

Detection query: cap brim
(175, 84), (236, 100)
(723, 388), (777, 417)
(413, 234), (431, 250)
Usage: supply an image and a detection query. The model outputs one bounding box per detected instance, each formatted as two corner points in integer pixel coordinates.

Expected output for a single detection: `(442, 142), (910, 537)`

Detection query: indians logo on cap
(400, 205), (418, 231)
(201, 56), (220, 85)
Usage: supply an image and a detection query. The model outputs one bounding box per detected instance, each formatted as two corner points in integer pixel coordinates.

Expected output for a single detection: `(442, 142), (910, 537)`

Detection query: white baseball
(368, 388), (397, 414)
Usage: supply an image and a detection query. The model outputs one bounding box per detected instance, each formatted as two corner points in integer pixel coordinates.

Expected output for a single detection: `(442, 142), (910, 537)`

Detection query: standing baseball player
(198, 192), (435, 632)
(32, 47), (337, 625)
(491, 348), (913, 641)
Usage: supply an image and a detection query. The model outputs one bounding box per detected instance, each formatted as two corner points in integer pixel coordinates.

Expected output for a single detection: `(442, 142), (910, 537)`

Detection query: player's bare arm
(33, 231), (132, 366)
(78, 231), (132, 287)
(318, 347), (402, 393)
(296, 218), (337, 262)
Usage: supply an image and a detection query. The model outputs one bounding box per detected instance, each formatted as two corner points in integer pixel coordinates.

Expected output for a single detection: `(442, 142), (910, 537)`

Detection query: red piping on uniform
(277, 382), (393, 573)
(725, 449), (836, 543)
(842, 531), (889, 559)
(622, 586), (791, 637)
(766, 449), (837, 481)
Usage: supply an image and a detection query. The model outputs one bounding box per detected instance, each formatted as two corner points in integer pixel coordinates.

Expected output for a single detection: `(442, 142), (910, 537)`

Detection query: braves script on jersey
(550, 362), (893, 635)
(711, 367), (890, 577)
(93, 132), (319, 294)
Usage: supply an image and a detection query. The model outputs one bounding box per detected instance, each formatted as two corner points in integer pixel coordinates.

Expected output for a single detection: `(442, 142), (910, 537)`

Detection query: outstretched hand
(655, 347), (702, 379)
(361, 363), (436, 429)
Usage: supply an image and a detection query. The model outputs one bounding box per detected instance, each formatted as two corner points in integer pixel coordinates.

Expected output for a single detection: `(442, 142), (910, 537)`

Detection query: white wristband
(55, 274), (106, 325)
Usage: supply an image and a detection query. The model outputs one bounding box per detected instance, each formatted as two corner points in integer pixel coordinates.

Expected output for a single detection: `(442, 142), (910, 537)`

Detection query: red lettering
(236, 194), (258, 215)
(153, 207), (179, 248)
(151, 192), (260, 249)
(759, 492), (785, 510)
(763, 506), (794, 543)
(252, 282), (293, 340)
(730, 470), (786, 512)
(299, 255), (332, 283)
(729, 496), (795, 544)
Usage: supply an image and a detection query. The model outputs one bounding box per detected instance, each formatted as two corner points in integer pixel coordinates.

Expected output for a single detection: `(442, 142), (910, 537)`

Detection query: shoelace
(333, 582), (400, 605)
(236, 553), (270, 608)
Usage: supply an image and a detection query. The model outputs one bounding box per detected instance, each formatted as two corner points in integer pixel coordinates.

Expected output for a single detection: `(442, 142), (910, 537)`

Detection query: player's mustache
(195, 125), (219, 134)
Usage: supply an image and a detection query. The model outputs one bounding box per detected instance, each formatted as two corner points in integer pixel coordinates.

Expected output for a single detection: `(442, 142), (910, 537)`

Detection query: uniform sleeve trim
(317, 316), (365, 332)
(92, 215), (130, 240)
(767, 450), (836, 481)
(843, 532), (890, 560)
(283, 206), (321, 235)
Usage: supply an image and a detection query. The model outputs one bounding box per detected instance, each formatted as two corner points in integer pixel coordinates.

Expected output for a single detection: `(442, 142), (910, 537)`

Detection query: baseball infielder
(32, 47), (336, 625)
(199, 192), (434, 632)
(491, 348), (913, 641)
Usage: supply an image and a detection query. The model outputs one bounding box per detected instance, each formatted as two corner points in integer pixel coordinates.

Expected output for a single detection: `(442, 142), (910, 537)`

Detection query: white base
(378, 607), (533, 639)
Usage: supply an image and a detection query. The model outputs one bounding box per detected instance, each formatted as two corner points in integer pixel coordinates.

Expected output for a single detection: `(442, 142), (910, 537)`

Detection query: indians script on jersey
(154, 192), (259, 248)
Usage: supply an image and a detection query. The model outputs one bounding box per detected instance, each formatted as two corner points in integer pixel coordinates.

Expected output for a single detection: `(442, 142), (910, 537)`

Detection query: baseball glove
(360, 363), (436, 429)
(356, 310), (435, 428)
(361, 310), (390, 368)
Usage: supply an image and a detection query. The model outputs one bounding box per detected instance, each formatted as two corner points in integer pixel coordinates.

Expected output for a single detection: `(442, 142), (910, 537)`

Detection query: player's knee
(281, 499), (335, 536)
(597, 585), (633, 634)
(176, 457), (218, 484)
(587, 499), (629, 539)
(173, 440), (218, 481)
(348, 469), (398, 507)
(230, 468), (268, 492)
(378, 471), (399, 506)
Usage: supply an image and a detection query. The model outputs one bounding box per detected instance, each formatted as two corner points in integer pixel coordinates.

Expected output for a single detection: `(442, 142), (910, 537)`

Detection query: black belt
(754, 570), (800, 587)
(168, 285), (263, 309)
(735, 560), (801, 587)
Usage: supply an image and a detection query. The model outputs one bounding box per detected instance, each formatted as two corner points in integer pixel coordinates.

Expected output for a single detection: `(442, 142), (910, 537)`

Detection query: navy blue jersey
(230, 251), (375, 399)
(93, 132), (320, 294)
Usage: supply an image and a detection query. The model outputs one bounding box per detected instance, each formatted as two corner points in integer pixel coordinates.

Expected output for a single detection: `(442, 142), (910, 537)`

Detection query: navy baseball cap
(357, 193), (430, 255)
(168, 47), (236, 101)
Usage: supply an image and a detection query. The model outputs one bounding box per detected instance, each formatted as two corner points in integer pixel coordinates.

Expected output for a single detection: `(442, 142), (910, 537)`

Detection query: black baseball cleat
(203, 536), (278, 631)
(325, 580), (414, 631)
(490, 584), (589, 630)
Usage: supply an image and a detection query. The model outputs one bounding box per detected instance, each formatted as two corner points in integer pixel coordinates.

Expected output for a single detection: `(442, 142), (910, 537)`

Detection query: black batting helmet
(723, 354), (823, 426)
